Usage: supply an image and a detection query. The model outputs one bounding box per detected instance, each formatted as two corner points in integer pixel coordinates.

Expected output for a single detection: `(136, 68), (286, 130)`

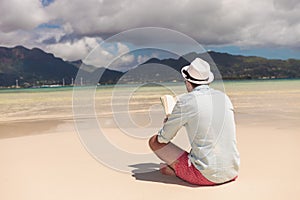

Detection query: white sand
(0, 121), (299, 200)
(1, 81), (300, 199)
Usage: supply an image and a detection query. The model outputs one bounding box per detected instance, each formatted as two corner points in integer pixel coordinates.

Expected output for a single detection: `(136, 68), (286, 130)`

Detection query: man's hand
(163, 117), (168, 123)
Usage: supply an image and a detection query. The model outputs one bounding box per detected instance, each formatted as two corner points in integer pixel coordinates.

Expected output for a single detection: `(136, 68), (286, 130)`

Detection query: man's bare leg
(149, 135), (185, 175)
(160, 163), (176, 176)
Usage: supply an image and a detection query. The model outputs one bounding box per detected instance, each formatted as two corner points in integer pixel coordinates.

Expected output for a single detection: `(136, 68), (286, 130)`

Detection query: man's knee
(148, 135), (158, 150)
(149, 135), (167, 151)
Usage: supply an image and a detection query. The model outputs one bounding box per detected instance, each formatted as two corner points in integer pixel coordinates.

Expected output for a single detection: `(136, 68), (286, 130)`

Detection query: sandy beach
(1, 80), (300, 200)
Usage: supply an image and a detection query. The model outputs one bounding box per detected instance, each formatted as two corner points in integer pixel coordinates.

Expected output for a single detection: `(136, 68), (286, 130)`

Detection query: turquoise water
(1, 79), (299, 93)
(1, 79), (299, 123)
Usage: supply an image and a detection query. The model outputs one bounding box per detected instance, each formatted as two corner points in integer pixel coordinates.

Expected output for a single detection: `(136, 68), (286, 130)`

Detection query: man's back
(183, 85), (240, 183)
(151, 57), (239, 185)
(159, 85), (240, 183)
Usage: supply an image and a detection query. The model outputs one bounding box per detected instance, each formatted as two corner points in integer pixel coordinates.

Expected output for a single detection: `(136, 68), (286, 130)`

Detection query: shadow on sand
(129, 163), (199, 187)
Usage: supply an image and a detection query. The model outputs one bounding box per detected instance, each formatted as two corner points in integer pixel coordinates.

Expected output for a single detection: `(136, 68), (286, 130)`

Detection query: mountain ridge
(0, 46), (299, 87)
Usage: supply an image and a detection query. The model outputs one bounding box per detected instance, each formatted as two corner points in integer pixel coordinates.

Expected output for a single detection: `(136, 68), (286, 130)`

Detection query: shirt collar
(193, 85), (210, 91)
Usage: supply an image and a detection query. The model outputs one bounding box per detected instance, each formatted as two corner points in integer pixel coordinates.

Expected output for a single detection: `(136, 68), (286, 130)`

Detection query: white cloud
(82, 41), (135, 70)
(137, 55), (150, 64)
(1, 0), (300, 60)
(0, 30), (32, 48)
(273, 0), (300, 11)
(46, 37), (101, 61)
(137, 53), (160, 64)
(0, 0), (49, 32)
(43, 0), (300, 48)
(117, 42), (130, 55)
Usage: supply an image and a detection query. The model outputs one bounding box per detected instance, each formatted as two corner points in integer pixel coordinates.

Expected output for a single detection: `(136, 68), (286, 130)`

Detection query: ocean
(0, 79), (299, 127)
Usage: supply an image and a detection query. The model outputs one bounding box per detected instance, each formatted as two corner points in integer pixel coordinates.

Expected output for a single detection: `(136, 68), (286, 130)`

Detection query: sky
(1, 0), (300, 69)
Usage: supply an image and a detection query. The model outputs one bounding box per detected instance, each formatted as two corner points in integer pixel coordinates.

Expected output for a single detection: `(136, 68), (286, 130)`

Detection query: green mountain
(0, 46), (299, 87)
(0, 46), (78, 86)
(142, 51), (300, 80)
(208, 51), (300, 79)
(0, 46), (122, 87)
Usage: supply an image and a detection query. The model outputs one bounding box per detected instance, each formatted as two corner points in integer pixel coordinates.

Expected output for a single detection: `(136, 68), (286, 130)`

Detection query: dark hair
(187, 80), (201, 88)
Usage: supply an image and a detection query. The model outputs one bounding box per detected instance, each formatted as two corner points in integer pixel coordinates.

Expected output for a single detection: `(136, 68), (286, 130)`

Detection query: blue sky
(0, 0), (300, 64)
(41, 0), (54, 7)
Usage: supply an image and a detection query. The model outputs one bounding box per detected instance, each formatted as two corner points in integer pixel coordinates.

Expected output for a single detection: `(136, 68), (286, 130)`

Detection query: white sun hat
(181, 57), (214, 85)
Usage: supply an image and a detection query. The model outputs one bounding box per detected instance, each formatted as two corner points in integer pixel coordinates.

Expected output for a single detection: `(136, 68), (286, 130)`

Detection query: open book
(160, 95), (176, 116)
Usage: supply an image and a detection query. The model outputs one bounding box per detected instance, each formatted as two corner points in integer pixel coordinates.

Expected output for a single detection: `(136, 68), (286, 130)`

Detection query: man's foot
(159, 163), (176, 176)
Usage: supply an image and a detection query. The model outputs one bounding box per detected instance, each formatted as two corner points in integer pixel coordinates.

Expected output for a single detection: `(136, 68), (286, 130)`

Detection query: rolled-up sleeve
(157, 99), (188, 143)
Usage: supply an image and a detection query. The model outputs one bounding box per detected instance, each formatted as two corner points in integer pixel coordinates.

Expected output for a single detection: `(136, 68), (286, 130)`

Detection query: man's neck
(192, 84), (209, 91)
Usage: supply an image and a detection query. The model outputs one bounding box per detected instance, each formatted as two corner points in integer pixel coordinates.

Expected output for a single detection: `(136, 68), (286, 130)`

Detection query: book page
(160, 95), (176, 116)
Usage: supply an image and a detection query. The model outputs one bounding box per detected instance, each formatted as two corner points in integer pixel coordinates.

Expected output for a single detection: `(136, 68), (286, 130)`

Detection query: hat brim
(181, 65), (214, 85)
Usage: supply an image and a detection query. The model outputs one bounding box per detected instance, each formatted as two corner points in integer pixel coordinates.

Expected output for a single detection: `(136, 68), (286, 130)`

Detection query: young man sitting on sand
(149, 58), (240, 186)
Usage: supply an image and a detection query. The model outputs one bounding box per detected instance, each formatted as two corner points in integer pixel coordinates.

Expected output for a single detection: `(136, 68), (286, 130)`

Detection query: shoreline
(1, 78), (300, 91)
(1, 79), (300, 139)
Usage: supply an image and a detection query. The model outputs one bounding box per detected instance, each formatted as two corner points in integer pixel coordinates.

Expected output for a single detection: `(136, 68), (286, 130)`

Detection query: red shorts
(174, 152), (237, 186)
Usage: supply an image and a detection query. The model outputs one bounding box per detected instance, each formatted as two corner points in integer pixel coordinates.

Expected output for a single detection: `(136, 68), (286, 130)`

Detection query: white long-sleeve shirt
(158, 85), (240, 183)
